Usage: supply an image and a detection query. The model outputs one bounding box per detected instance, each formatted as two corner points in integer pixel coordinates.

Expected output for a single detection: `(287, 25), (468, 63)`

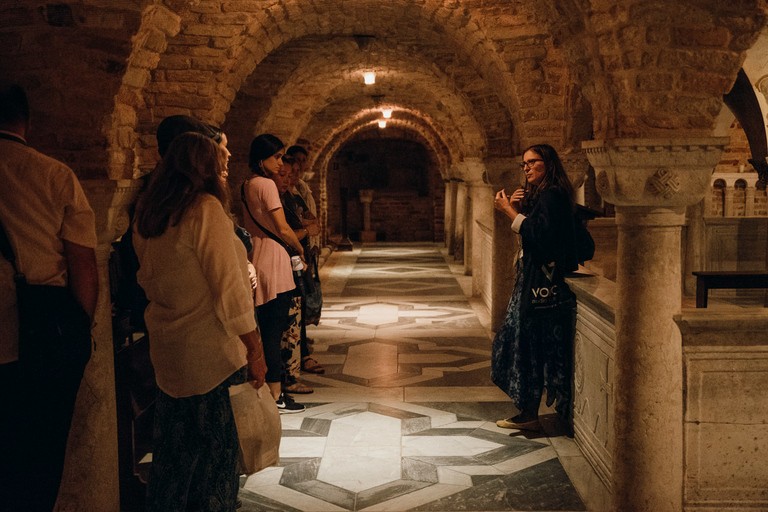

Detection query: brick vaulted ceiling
(1, 0), (767, 180)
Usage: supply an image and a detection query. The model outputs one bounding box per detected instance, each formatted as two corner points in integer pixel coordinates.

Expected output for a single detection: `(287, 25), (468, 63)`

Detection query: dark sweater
(518, 187), (579, 273)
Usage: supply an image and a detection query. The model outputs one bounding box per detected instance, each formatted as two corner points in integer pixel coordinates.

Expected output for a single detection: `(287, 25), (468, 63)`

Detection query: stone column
(454, 181), (468, 264)
(746, 185), (756, 216)
(55, 179), (143, 512)
(359, 189), (376, 243)
(445, 179), (458, 254)
(583, 138), (727, 512)
(724, 185), (735, 217)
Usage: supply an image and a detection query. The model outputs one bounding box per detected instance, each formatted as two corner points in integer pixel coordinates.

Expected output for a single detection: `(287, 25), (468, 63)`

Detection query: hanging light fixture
(363, 71), (376, 85)
(378, 120), (387, 128)
(382, 109), (392, 118)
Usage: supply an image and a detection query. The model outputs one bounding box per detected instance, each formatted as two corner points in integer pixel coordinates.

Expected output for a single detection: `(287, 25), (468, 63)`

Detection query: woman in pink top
(242, 134), (306, 413)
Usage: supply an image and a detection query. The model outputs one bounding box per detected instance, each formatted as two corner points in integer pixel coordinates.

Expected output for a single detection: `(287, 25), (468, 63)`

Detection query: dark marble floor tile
(409, 336), (492, 348)
(368, 402), (428, 421)
(287, 480), (356, 510)
(320, 373), (370, 387)
(280, 458), (321, 485)
(238, 489), (303, 512)
(413, 401), (517, 422)
(301, 417), (333, 436)
(474, 444), (546, 465)
(413, 459), (585, 511)
(410, 368), (496, 388)
(404, 428), (477, 437)
(405, 455), (482, 466)
(356, 479), (433, 510)
(401, 458), (439, 483)
(281, 429), (326, 438)
(326, 403), (371, 416)
(500, 458), (587, 511)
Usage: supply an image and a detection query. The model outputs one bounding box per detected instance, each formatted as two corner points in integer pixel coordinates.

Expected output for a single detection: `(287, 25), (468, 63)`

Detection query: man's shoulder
(2, 141), (75, 176)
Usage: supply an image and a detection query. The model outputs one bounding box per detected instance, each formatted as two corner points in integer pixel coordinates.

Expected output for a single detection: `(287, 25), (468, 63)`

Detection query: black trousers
(0, 359), (86, 511)
(255, 290), (292, 383)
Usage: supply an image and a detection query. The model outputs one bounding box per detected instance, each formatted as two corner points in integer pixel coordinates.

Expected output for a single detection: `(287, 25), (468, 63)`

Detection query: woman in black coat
(491, 144), (579, 432)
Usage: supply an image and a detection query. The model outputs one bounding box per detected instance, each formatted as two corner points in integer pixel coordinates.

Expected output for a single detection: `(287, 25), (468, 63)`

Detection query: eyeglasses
(520, 159), (543, 170)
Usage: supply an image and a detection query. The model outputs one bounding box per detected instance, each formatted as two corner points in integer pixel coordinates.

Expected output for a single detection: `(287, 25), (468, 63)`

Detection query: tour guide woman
(133, 132), (267, 511)
(491, 143), (579, 432)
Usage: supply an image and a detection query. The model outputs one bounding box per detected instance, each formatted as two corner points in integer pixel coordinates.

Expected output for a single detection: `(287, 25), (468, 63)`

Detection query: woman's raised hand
(510, 188), (525, 209)
(494, 188), (521, 221)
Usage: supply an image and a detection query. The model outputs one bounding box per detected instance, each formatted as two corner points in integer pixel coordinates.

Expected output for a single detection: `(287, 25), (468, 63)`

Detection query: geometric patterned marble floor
(238, 243), (601, 512)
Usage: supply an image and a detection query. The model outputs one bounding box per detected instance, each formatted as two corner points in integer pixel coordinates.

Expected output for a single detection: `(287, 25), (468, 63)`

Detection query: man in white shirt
(0, 83), (98, 512)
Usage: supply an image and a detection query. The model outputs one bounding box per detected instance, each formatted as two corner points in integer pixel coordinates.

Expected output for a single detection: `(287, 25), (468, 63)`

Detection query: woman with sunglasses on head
(491, 143), (580, 433)
(242, 134), (306, 413)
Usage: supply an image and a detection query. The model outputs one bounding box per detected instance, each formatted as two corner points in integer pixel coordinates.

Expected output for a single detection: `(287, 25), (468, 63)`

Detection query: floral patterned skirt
(490, 262), (576, 419)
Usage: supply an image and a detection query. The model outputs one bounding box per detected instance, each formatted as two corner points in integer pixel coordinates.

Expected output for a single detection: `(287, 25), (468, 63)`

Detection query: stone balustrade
(708, 172), (767, 217)
(567, 274), (768, 511)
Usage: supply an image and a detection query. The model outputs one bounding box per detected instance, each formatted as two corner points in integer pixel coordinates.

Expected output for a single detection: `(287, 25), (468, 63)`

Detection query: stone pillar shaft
(454, 182), (468, 264)
(583, 138), (727, 512)
(746, 187), (756, 216)
(445, 180), (458, 254)
(55, 179), (142, 511)
(613, 206), (684, 511)
(56, 244), (120, 512)
(724, 186), (735, 217)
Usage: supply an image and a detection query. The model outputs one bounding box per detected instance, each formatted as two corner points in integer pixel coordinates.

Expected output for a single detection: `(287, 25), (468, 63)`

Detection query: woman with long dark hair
(133, 132), (266, 511)
(491, 143), (579, 432)
(242, 133), (307, 413)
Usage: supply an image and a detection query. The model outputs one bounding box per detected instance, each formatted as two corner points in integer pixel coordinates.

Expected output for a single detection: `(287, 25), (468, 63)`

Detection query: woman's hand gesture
(510, 188), (525, 210)
(494, 189), (522, 221)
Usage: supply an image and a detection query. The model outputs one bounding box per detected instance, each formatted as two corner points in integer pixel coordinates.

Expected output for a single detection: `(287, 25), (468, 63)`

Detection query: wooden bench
(692, 271), (768, 308)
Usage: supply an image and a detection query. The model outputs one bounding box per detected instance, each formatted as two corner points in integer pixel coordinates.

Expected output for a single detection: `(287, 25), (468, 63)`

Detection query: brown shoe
(496, 417), (542, 431)
(301, 357), (325, 374)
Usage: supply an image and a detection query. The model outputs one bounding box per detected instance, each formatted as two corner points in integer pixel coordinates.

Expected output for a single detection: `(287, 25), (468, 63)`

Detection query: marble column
(724, 185), (735, 217)
(444, 179), (458, 254)
(454, 182), (468, 264)
(359, 189), (376, 243)
(583, 138), (727, 512)
(55, 179), (143, 512)
(746, 185), (756, 216)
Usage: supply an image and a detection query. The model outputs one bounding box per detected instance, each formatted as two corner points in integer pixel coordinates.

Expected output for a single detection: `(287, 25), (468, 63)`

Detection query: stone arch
(247, 38), (488, 159)
(319, 122), (446, 243)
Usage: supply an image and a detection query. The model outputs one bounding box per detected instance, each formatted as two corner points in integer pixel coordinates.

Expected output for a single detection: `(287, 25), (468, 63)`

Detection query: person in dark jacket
(490, 143), (579, 432)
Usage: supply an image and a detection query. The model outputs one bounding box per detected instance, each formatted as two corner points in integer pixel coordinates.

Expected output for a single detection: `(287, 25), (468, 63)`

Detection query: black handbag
(0, 220), (92, 379)
(522, 259), (574, 317)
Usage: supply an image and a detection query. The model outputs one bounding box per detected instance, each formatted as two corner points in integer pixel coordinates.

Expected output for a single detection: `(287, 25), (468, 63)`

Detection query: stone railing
(566, 273), (768, 511)
(707, 172), (765, 217)
(674, 310), (768, 511)
(566, 273), (617, 491)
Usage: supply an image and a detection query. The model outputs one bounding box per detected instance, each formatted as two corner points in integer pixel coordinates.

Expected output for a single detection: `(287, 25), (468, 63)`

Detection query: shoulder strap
(240, 181), (297, 256)
(0, 219), (27, 285)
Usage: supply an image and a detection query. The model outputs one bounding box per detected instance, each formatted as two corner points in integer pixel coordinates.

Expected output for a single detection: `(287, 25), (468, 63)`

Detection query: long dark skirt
(146, 367), (247, 512)
(491, 261), (576, 419)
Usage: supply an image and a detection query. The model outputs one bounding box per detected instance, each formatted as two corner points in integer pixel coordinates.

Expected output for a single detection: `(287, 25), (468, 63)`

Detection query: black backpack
(574, 217), (595, 263)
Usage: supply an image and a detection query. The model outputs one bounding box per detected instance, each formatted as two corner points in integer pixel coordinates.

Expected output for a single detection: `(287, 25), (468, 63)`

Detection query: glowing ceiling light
(382, 109), (392, 118)
(363, 71), (376, 84)
(378, 120), (387, 128)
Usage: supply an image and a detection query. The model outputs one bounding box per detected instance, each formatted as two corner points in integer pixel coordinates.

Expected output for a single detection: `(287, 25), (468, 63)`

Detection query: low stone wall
(567, 274), (768, 511)
(567, 274), (617, 491)
(675, 310), (768, 511)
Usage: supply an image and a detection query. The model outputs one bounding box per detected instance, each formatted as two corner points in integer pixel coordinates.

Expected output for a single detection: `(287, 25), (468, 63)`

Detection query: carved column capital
(358, 189), (374, 204)
(80, 179), (144, 245)
(560, 153), (591, 189)
(582, 138), (728, 207)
